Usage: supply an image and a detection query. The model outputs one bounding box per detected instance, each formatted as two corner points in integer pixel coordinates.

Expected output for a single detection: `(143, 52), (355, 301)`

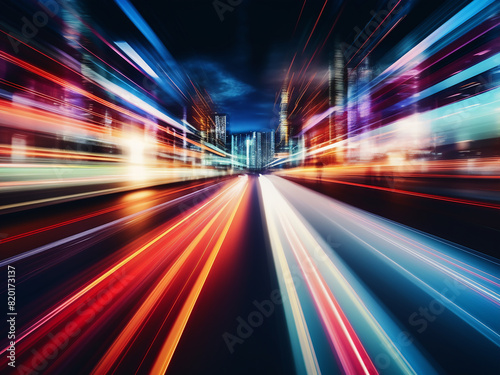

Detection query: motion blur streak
(0, 181), (227, 267)
(150, 177), (247, 374)
(259, 176), (321, 375)
(277, 171), (500, 210)
(261, 175), (500, 374)
(0, 178), (249, 373)
(260, 176), (378, 375)
(0, 180), (212, 245)
(91, 177), (247, 374)
(1, 0), (500, 373)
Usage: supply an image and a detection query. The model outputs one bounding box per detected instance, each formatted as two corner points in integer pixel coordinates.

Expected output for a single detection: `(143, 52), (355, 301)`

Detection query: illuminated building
(214, 113), (227, 150)
(346, 58), (372, 161)
(347, 68), (359, 139)
(358, 57), (372, 129)
(279, 86), (289, 152)
(231, 131), (275, 170)
(249, 133), (256, 168)
(334, 46), (346, 142)
(261, 131), (275, 168)
(231, 133), (246, 168)
(326, 44), (348, 163)
(200, 115), (211, 143)
(358, 57), (373, 161)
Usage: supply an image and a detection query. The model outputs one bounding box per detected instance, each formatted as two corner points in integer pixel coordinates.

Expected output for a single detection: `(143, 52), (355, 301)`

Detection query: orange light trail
(285, 174), (500, 210)
(345, 0), (402, 66)
(303, 0), (329, 53)
(4, 178), (245, 370)
(0, 51), (226, 157)
(293, 0), (308, 36)
(150, 179), (247, 374)
(0, 180), (215, 245)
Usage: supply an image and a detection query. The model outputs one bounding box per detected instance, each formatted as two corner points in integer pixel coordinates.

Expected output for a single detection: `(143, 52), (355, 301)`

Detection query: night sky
(86, 0), (458, 133)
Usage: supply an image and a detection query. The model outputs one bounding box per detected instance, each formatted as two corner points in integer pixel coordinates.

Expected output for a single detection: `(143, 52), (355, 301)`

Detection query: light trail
(345, 0), (402, 67)
(260, 177), (321, 375)
(150, 177), (247, 374)
(269, 176), (500, 348)
(0, 53), (228, 157)
(260, 176), (380, 375)
(0, 180), (214, 245)
(276, 172), (500, 210)
(1, 177), (249, 373)
(302, 0), (329, 53)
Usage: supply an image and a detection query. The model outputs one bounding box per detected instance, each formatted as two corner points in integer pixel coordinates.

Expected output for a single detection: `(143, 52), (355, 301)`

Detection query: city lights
(0, 0), (499, 374)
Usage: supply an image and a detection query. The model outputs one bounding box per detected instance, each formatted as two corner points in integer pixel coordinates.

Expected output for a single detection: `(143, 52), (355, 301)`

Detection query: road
(0, 175), (499, 374)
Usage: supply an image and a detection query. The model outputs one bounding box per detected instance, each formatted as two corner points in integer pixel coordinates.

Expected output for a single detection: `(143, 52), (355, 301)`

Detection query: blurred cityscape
(1, 0), (499, 374)
(0, 0), (497, 181)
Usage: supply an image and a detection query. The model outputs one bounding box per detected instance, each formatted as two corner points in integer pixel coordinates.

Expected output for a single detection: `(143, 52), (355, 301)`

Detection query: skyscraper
(230, 131), (275, 170)
(231, 133), (246, 168)
(213, 113), (227, 150)
(255, 132), (262, 169)
(261, 131), (275, 168)
(358, 57), (372, 131)
(279, 86), (289, 152)
(334, 46), (346, 142)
